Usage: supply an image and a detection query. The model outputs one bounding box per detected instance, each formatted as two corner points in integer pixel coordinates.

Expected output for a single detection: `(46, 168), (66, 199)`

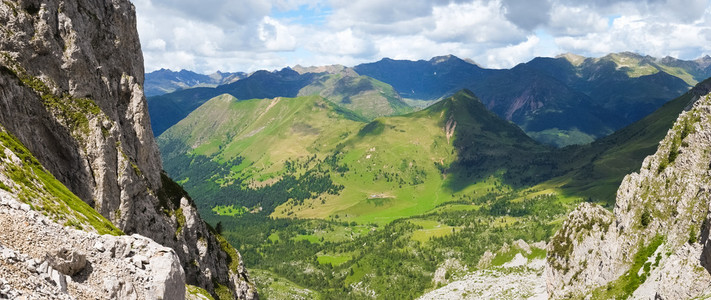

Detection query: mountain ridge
(150, 52), (700, 147)
(145, 68), (246, 96)
(354, 52), (695, 146)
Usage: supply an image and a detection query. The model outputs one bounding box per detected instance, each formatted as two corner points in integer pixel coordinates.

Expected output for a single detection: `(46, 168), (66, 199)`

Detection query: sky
(133, 0), (711, 74)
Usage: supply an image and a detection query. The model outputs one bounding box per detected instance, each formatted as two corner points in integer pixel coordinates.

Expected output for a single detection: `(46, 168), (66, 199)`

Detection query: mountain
(149, 53), (699, 148)
(547, 78), (711, 299)
(0, 0), (255, 299)
(158, 90), (548, 223)
(148, 67), (411, 136)
(157, 90), (565, 298)
(292, 64), (351, 75)
(297, 70), (413, 119)
(144, 68), (246, 96)
(355, 53), (697, 146)
(148, 67), (318, 136)
(353, 55), (489, 100)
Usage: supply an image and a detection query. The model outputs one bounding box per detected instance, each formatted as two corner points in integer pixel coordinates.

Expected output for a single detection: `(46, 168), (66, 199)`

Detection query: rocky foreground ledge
(0, 189), (185, 299)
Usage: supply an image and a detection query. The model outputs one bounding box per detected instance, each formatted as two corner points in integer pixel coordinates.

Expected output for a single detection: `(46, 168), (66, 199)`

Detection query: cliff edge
(546, 79), (711, 299)
(0, 0), (255, 298)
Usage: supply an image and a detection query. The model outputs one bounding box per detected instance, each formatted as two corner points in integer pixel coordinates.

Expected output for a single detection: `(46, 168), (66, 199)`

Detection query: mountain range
(148, 52), (708, 147)
(144, 68), (246, 97)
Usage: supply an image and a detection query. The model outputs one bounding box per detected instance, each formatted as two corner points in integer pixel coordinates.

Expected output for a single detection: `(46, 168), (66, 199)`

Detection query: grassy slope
(159, 77), (702, 219)
(160, 94), (364, 178)
(149, 70), (412, 137)
(160, 90), (551, 225)
(298, 73), (413, 120)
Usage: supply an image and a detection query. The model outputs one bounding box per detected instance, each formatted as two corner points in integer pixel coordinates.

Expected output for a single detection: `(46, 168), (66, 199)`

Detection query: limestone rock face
(546, 80), (711, 298)
(0, 0), (255, 298)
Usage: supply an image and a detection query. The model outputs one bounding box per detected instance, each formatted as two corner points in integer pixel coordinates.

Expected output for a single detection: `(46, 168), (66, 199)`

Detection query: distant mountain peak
(695, 55), (711, 69)
(556, 53), (586, 66)
(292, 64), (352, 75)
(463, 58), (479, 66)
(430, 54), (464, 64)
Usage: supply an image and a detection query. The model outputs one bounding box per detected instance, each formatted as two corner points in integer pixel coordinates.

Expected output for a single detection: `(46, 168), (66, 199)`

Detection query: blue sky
(133, 0), (711, 73)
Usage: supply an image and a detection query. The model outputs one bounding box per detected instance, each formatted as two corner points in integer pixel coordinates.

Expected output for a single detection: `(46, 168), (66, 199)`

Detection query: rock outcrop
(420, 240), (547, 300)
(0, 0), (255, 298)
(546, 79), (711, 299)
(0, 189), (185, 299)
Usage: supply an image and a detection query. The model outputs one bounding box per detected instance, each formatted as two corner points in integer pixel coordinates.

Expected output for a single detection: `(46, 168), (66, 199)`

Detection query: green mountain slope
(148, 68), (319, 136)
(149, 69), (411, 137)
(158, 94), (366, 215)
(298, 72), (413, 119)
(157, 90), (571, 299)
(159, 90), (548, 223)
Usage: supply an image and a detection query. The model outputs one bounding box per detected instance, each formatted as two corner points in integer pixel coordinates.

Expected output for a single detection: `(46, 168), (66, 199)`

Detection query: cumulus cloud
(483, 35), (545, 68)
(133, 0), (711, 73)
(426, 1), (526, 44)
(501, 0), (551, 30)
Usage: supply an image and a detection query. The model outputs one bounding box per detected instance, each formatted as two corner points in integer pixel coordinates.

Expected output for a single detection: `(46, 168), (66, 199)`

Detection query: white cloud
(554, 12), (711, 59)
(307, 28), (376, 56)
(547, 4), (608, 36)
(482, 35), (545, 68)
(426, 1), (526, 44)
(133, 0), (711, 73)
(259, 17), (299, 51)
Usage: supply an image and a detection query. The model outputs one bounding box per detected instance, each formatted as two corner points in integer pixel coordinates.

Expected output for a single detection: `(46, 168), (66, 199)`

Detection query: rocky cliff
(0, 0), (255, 298)
(546, 79), (711, 299)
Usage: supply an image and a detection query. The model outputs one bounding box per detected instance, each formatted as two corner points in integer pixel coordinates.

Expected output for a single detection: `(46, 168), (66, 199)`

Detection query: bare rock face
(0, 0), (255, 298)
(546, 81), (711, 298)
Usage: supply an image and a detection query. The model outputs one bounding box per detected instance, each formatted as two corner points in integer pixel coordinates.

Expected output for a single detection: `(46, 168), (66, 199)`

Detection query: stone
(132, 255), (148, 269)
(19, 203), (30, 212)
(146, 251), (185, 300)
(8, 200), (19, 210)
(47, 248), (86, 276)
(25, 259), (37, 271)
(93, 241), (105, 253)
(513, 239), (532, 255)
(502, 253), (527, 268)
(477, 250), (495, 269)
(50, 269), (67, 293)
(37, 260), (49, 275)
(1, 248), (17, 262)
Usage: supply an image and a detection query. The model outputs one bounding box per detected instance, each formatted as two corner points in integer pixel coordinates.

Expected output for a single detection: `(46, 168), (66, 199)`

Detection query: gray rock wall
(0, 0), (255, 298)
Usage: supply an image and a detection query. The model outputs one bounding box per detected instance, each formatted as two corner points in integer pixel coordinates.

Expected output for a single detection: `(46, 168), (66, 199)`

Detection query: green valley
(156, 67), (710, 299)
